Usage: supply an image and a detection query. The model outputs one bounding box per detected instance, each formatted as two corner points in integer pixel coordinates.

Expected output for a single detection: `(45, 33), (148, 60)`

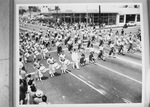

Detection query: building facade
(41, 5), (141, 26)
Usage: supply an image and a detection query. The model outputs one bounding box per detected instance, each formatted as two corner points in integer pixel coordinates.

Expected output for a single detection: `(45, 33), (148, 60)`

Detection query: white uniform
(47, 58), (55, 75)
(71, 51), (80, 69)
(59, 54), (67, 73)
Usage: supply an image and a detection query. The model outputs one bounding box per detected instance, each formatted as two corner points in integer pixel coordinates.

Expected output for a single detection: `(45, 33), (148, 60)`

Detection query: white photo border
(14, 1), (149, 107)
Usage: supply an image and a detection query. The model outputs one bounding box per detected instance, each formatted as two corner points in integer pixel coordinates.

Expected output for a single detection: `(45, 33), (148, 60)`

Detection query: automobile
(126, 21), (136, 27)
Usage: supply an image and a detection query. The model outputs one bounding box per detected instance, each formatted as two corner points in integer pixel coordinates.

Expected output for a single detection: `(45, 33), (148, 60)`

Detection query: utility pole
(99, 5), (101, 28)
(86, 6), (88, 25)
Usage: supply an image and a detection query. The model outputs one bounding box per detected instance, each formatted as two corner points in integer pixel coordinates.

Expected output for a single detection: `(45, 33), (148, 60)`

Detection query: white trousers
(72, 60), (79, 69)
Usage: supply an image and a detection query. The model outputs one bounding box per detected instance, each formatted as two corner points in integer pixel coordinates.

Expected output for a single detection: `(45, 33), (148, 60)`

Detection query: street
(20, 23), (142, 104)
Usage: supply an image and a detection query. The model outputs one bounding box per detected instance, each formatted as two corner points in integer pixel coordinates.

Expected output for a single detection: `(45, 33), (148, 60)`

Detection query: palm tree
(55, 6), (60, 14)
(55, 6), (60, 22)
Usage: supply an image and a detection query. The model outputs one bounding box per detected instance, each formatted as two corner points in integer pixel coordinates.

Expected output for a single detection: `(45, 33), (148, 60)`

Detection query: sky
(20, 3), (140, 13)
(40, 4), (121, 12)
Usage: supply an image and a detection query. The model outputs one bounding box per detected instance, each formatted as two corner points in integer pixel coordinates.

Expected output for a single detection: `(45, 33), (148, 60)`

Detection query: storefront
(41, 6), (140, 26)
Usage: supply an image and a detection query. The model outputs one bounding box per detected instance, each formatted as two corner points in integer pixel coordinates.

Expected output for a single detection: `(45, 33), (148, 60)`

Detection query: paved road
(20, 24), (142, 104)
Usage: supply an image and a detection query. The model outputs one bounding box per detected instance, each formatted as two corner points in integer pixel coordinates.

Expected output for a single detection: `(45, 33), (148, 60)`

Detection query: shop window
(119, 15), (124, 23)
(137, 14), (140, 22)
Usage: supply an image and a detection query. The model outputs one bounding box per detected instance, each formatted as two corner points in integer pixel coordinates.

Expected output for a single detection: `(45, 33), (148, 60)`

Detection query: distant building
(40, 5), (141, 26)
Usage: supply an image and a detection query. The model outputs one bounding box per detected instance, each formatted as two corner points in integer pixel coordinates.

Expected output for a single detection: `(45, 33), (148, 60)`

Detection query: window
(99, 13), (116, 25)
(119, 15), (124, 23)
(137, 14), (140, 22)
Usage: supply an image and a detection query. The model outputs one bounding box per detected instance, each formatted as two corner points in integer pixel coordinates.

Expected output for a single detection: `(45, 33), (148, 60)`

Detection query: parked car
(126, 21), (136, 27)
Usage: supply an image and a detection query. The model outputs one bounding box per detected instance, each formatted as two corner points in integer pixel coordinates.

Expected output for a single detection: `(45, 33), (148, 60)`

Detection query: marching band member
(87, 38), (91, 48)
(97, 44), (105, 61)
(108, 42), (116, 58)
(24, 51), (30, 63)
(77, 38), (82, 52)
(118, 39), (125, 55)
(47, 56), (56, 77)
(89, 51), (95, 63)
(90, 44), (94, 53)
(71, 49), (80, 69)
(74, 34), (78, 44)
(67, 40), (73, 53)
(57, 43), (62, 56)
(107, 34), (112, 47)
(127, 37), (134, 53)
(33, 59), (42, 81)
(99, 35), (104, 46)
(59, 51), (70, 73)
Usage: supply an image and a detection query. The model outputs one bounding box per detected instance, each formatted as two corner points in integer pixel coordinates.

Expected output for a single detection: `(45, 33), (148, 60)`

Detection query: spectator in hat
(33, 90), (43, 104)
(19, 79), (27, 105)
(28, 84), (37, 104)
(39, 95), (49, 105)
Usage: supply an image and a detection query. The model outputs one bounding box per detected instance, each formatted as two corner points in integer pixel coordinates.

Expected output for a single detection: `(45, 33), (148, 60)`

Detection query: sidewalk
(96, 25), (140, 29)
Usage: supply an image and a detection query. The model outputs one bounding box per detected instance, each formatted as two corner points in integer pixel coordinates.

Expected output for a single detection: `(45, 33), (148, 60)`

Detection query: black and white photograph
(17, 3), (144, 105)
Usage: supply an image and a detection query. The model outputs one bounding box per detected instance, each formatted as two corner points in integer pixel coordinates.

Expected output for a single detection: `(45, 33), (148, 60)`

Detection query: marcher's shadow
(66, 69), (71, 73)
(54, 72), (61, 76)
(41, 76), (49, 80)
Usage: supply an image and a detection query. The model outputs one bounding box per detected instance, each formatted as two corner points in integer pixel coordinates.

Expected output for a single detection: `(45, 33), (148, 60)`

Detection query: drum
(64, 59), (71, 65)
(44, 49), (48, 53)
(39, 66), (47, 73)
(53, 63), (61, 69)
(35, 51), (40, 55)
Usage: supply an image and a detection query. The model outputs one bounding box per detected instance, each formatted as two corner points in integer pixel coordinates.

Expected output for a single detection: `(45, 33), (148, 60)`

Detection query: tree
(28, 6), (40, 12)
(55, 6), (60, 14)
(19, 9), (27, 15)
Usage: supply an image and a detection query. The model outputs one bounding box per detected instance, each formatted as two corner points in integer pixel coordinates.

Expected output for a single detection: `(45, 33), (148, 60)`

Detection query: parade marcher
(71, 49), (80, 69)
(47, 56), (56, 77)
(107, 34), (112, 47)
(24, 51), (30, 63)
(127, 37), (134, 53)
(108, 42), (116, 58)
(77, 38), (82, 52)
(51, 37), (55, 47)
(56, 42), (62, 55)
(89, 51), (95, 63)
(91, 33), (95, 43)
(99, 35), (104, 46)
(97, 44), (105, 61)
(89, 44), (94, 53)
(87, 38), (91, 48)
(42, 47), (48, 59)
(33, 59), (42, 81)
(59, 51), (70, 73)
(74, 34), (78, 44)
(118, 39), (125, 55)
(67, 40), (73, 53)
(121, 29), (124, 35)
